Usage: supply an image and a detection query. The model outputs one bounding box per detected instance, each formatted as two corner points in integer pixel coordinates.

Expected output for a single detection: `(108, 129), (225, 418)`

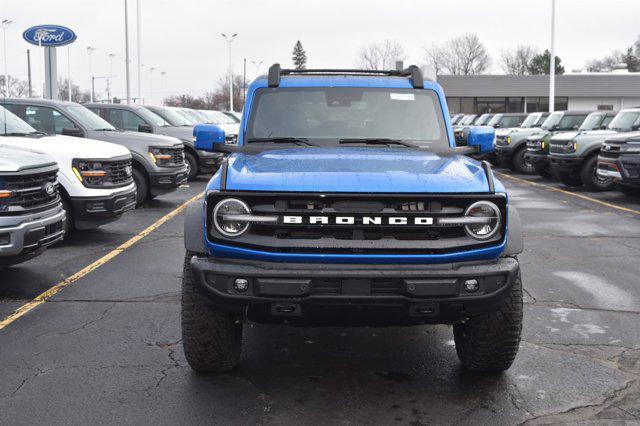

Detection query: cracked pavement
(1, 171), (639, 424)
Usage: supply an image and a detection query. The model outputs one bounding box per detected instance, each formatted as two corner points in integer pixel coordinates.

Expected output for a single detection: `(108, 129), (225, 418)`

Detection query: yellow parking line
(495, 172), (640, 216)
(0, 193), (202, 331)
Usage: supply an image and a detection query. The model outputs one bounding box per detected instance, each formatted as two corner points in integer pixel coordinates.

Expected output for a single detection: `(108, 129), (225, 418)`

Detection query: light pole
(251, 59), (263, 74)
(136, 0), (142, 102)
(160, 71), (166, 105)
(107, 53), (116, 100)
(2, 19), (13, 97)
(86, 46), (96, 102)
(549, 0), (556, 113)
(221, 33), (237, 111)
(149, 66), (155, 104)
(124, 0), (132, 104)
(67, 45), (71, 101)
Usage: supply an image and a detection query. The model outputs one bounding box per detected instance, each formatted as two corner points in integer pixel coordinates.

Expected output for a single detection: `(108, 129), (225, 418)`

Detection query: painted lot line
(496, 172), (640, 216)
(0, 193), (202, 331)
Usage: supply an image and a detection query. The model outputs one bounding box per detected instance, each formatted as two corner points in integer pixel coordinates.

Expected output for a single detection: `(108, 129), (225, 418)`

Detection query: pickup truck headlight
(212, 198), (251, 237)
(463, 201), (501, 240)
(72, 159), (108, 186)
(148, 147), (176, 166)
(506, 136), (511, 145)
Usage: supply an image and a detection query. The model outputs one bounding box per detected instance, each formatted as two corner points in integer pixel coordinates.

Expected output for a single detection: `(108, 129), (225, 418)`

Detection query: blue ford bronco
(182, 65), (524, 373)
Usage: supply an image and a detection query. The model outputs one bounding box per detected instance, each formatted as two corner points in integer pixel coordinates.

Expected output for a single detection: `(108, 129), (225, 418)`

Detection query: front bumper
(189, 255), (520, 326)
(0, 204), (65, 267)
(548, 154), (583, 171)
(197, 150), (224, 174)
(70, 186), (137, 230)
(598, 155), (640, 184)
(148, 165), (189, 196)
(495, 144), (516, 159)
(524, 151), (548, 167)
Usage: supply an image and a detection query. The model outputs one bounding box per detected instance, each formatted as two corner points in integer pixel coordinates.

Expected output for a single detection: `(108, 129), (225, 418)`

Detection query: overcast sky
(1, 0), (639, 103)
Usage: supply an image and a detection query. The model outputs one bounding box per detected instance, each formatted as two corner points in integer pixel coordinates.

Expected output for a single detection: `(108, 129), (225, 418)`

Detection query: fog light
(464, 279), (479, 293)
(234, 278), (249, 292)
(0, 233), (10, 245)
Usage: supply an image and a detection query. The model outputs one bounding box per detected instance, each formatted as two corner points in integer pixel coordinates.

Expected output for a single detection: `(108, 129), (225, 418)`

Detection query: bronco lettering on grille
(282, 216), (434, 225)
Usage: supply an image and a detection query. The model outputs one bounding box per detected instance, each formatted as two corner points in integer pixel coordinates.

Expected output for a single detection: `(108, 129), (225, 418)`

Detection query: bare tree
(0, 75), (33, 97)
(585, 50), (624, 72)
(424, 33), (491, 75)
(499, 45), (538, 75)
(57, 78), (91, 103)
(357, 39), (405, 70)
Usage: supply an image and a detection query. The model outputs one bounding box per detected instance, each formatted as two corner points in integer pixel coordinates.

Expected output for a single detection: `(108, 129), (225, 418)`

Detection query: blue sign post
(22, 25), (77, 99)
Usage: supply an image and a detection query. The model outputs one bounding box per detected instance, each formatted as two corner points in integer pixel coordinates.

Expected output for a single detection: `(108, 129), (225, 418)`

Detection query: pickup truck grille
(0, 168), (60, 215)
(598, 143), (622, 160)
(206, 193), (507, 255)
(106, 159), (134, 187)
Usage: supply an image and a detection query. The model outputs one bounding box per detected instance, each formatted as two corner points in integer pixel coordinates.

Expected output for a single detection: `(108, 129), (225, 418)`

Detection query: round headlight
(464, 201), (501, 240)
(212, 198), (251, 237)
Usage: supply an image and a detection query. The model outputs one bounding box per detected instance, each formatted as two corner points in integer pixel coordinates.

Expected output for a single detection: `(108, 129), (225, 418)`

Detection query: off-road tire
(511, 146), (535, 174)
(132, 168), (148, 206)
(453, 271), (523, 373)
(533, 163), (550, 178)
(185, 152), (199, 181)
(181, 251), (243, 373)
(556, 170), (583, 187)
(60, 195), (74, 241)
(580, 155), (614, 192)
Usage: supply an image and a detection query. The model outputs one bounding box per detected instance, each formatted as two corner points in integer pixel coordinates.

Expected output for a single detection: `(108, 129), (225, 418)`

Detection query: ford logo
(23, 25), (77, 47)
(43, 182), (56, 196)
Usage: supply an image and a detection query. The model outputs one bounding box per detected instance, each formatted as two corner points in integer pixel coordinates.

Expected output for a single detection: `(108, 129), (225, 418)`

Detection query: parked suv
(494, 112), (550, 172)
(0, 106), (135, 237)
(0, 144), (65, 268)
(86, 103), (222, 181)
(1, 99), (187, 206)
(526, 111), (614, 179)
(597, 131), (640, 196)
(181, 65), (524, 373)
(549, 109), (640, 190)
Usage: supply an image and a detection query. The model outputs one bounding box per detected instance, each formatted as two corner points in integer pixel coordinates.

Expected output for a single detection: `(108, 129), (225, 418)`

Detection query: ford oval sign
(22, 25), (77, 47)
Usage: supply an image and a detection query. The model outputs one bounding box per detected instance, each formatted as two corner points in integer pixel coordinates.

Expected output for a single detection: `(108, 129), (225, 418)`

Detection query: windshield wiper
(95, 128), (116, 131)
(339, 138), (421, 148)
(2, 131), (45, 137)
(247, 137), (317, 146)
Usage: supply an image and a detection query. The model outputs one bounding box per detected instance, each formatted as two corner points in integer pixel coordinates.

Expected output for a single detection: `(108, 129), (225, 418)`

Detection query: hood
(94, 130), (183, 148)
(223, 147), (499, 193)
(569, 129), (618, 143)
(604, 131), (640, 144)
(156, 125), (194, 142)
(550, 131), (580, 141)
(495, 127), (517, 137)
(0, 143), (56, 173)
(0, 135), (131, 161)
(526, 130), (550, 141)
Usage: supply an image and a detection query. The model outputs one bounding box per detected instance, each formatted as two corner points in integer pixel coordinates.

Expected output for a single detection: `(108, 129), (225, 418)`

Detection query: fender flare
(184, 199), (207, 254)
(504, 205), (523, 255)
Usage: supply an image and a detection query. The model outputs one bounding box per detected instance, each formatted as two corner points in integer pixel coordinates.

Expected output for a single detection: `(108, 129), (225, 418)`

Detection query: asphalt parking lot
(1, 170), (639, 425)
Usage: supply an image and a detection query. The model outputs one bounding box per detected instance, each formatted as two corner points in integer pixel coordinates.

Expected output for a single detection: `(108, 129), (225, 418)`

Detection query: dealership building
(437, 73), (640, 114)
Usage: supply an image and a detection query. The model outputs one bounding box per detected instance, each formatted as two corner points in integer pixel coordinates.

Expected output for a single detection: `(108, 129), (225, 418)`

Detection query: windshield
(487, 114), (503, 127)
(521, 113), (540, 128)
(199, 110), (223, 124)
(579, 112), (605, 131)
(247, 87), (449, 150)
(0, 106), (39, 135)
(499, 115), (525, 128)
(541, 113), (586, 131)
(474, 114), (492, 125)
(608, 111), (640, 131)
(459, 115), (477, 125)
(66, 105), (115, 130)
(213, 111), (236, 124)
(151, 107), (192, 126)
(222, 111), (241, 123)
(135, 107), (168, 127)
(173, 109), (199, 125)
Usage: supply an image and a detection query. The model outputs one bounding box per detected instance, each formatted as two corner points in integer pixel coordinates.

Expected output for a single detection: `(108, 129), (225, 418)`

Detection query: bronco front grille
(206, 192), (507, 255)
(0, 168), (60, 215)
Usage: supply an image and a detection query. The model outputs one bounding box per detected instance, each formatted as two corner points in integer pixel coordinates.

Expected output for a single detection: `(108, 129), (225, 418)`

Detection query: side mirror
(62, 127), (85, 138)
(138, 123), (153, 133)
(493, 124), (501, 128)
(632, 124), (640, 131)
(194, 123), (225, 151)
(466, 126), (495, 154)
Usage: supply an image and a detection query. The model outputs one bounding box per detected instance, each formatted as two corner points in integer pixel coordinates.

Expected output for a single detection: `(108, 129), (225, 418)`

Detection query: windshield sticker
(390, 93), (415, 101)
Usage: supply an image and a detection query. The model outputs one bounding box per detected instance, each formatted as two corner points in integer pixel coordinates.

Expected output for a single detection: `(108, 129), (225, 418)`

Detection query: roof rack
(267, 63), (425, 89)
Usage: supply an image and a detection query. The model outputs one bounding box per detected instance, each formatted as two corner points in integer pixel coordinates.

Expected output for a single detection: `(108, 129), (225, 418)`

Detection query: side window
(24, 106), (77, 135)
(87, 107), (103, 117)
(1, 103), (20, 115)
(107, 109), (145, 131)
